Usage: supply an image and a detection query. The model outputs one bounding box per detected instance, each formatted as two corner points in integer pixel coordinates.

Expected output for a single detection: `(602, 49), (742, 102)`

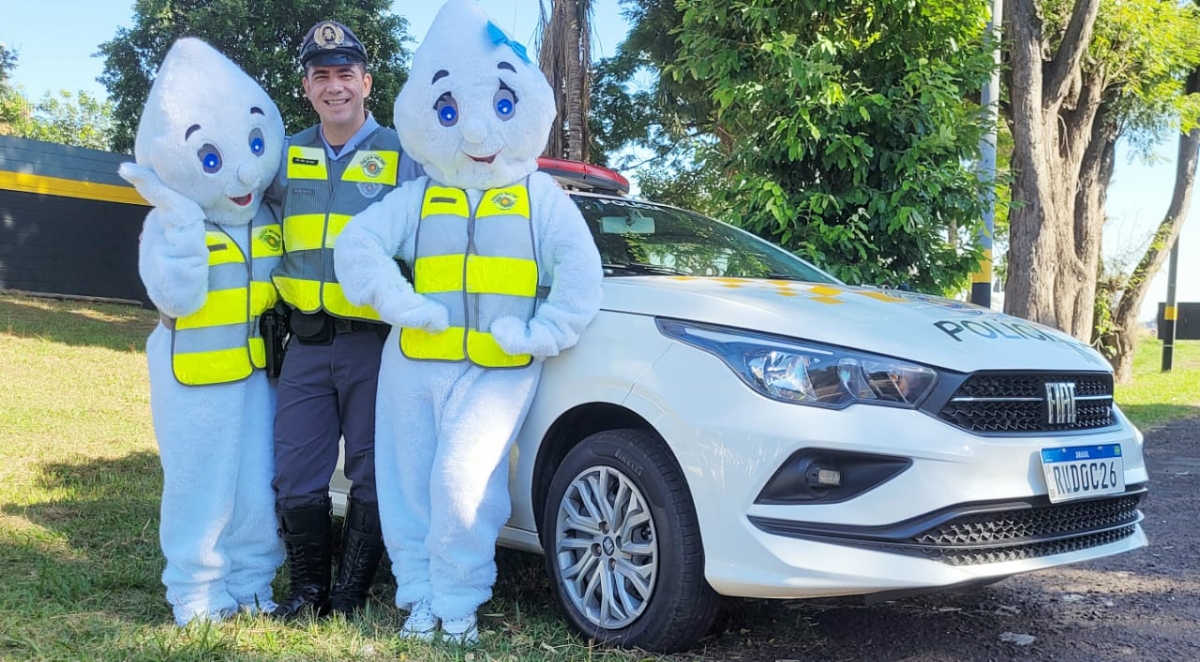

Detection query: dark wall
(0, 135), (149, 306)
(1157, 302), (1200, 341)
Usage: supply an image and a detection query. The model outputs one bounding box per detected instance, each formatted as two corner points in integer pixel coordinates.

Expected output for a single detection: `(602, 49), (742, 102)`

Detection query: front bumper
(626, 343), (1150, 599)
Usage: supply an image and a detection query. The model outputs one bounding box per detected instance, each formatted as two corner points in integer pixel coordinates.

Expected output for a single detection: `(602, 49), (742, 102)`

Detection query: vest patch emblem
(258, 227), (282, 251)
(492, 191), (518, 210)
(361, 154), (386, 179)
(358, 182), (383, 198)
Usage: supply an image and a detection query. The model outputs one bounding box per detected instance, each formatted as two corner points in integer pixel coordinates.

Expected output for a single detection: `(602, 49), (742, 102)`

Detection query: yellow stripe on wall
(0, 170), (149, 206)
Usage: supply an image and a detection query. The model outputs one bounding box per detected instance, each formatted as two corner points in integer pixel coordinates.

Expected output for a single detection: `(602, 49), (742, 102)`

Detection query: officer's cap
(300, 20), (368, 68)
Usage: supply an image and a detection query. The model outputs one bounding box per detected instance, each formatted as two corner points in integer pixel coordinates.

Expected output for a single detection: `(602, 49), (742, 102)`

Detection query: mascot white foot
(334, 0), (603, 644)
(119, 38), (286, 626)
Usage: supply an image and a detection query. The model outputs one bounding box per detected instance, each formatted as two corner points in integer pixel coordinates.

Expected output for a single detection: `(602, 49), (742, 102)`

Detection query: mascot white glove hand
(490, 315), (560, 358)
(379, 295), (451, 333)
(119, 162), (205, 229)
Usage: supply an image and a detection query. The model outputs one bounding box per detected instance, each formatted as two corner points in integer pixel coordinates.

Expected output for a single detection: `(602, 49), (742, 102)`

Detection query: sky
(2, 0), (1197, 322)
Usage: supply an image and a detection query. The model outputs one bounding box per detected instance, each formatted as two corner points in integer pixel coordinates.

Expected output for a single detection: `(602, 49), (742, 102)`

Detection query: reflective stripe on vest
(169, 216), (283, 386)
(400, 182), (538, 368)
(273, 125), (400, 321)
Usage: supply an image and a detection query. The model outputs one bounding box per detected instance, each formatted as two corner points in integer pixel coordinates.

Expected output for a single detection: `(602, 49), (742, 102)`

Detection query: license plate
(1040, 444), (1124, 503)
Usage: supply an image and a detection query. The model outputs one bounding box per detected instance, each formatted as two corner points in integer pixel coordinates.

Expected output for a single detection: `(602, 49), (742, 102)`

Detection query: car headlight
(657, 318), (938, 409)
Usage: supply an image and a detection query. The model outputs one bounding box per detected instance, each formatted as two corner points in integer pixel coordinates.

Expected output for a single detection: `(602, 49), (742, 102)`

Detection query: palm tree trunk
(538, 0), (591, 162)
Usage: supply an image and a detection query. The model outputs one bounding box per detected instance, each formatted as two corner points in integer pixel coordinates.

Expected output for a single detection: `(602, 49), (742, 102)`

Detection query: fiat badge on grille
(1045, 382), (1078, 425)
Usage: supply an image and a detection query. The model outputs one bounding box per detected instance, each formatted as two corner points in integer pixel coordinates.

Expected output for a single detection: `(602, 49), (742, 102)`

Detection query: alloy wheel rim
(554, 464), (658, 630)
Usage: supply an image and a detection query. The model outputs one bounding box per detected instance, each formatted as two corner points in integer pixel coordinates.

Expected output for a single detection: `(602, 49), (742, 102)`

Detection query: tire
(541, 429), (720, 652)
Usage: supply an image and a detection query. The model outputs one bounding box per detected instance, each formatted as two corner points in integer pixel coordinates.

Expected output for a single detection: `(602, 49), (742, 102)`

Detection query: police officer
(268, 19), (421, 620)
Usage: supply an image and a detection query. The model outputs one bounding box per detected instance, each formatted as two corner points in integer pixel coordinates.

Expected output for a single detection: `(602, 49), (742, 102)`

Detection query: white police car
(333, 158), (1148, 652)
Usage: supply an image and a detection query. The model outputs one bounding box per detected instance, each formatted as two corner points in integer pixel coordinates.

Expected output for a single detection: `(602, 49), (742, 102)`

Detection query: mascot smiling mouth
(467, 153), (497, 164)
(230, 193), (253, 206)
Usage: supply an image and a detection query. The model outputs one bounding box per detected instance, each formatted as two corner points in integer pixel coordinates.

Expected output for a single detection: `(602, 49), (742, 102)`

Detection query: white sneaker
(440, 613), (479, 646)
(398, 599), (438, 641)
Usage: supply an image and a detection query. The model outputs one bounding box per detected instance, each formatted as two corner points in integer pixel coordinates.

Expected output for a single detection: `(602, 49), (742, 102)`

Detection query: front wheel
(541, 429), (719, 652)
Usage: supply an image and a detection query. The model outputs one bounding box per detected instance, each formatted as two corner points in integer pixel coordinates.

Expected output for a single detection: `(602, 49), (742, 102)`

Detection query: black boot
(271, 499), (332, 620)
(328, 498), (386, 616)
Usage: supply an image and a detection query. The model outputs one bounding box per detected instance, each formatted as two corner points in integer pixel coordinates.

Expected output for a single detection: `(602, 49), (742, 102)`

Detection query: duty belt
(332, 318), (384, 334)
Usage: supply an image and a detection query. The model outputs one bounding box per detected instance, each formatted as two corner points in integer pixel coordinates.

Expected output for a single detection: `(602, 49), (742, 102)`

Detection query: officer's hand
(389, 298), (450, 333)
(119, 162), (204, 228)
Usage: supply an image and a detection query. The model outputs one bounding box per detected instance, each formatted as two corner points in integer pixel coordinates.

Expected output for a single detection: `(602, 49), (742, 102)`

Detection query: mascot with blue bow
(119, 38), (285, 626)
(335, 0), (603, 645)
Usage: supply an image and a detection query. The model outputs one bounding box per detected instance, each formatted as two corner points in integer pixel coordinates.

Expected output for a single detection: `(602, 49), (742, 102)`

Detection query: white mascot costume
(334, 0), (603, 644)
(119, 38), (286, 626)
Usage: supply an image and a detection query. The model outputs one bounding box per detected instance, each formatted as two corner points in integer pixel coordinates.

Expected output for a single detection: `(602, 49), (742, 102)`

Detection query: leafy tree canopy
(0, 42), (29, 133)
(22, 91), (116, 152)
(594, 0), (997, 293)
(98, 0), (412, 153)
(1, 45), (115, 150)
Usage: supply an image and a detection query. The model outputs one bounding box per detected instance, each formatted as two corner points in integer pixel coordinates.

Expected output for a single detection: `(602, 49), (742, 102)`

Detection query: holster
(259, 304), (291, 378)
(290, 310), (334, 345)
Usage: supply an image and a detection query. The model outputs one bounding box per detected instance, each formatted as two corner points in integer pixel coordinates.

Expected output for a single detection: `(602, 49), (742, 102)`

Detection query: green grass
(0, 294), (656, 662)
(1114, 335), (1200, 429)
(2, 293), (1198, 661)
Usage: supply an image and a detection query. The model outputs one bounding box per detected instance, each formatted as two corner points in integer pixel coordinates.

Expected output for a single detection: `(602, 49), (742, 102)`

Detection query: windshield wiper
(602, 262), (686, 276)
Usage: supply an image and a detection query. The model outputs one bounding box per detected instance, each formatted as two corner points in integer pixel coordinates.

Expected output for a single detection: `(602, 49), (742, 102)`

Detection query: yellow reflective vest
(167, 213), (283, 385)
(272, 124), (401, 321)
(400, 181), (542, 368)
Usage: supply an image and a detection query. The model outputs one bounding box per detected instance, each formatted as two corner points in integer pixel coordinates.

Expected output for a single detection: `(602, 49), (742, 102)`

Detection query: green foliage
(1090, 0), (1200, 151)
(20, 91), (116, 151)
(98, 0), (412, 153)
(0, 42), (15, 86)
(663, 0), (996, 293)
(596, 0), (997, 292)
(632, 140), (726, 215)
(588, 54), (661, 166)
(0, 45), (116, 149)
(0, 42), (31, 134)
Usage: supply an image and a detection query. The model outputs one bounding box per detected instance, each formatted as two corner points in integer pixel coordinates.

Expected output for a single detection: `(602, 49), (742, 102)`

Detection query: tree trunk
(1003, 0), (1104, 341)
(1072, 102), (1118, 337)
(539, 1), (566, 159)
(538, 0), (590, 162)
(564, 0), (586, 162)
(1101, 66), (1200, 383)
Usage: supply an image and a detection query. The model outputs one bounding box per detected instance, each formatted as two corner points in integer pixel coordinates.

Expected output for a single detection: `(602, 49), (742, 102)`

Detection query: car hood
(598, 276), (1112, 373)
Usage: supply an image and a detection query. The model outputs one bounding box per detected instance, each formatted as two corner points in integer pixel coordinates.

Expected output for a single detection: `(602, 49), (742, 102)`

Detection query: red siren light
(537, 156), (630, 196)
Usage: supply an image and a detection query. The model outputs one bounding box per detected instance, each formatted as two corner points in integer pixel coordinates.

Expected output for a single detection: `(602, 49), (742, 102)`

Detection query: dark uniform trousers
(272, 323), (385, 509)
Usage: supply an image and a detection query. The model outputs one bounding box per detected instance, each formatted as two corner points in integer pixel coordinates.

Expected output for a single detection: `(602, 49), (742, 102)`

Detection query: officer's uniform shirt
(267, 112), (424, 200)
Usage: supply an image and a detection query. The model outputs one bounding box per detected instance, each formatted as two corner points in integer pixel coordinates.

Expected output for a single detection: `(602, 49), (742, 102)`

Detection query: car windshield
(571, 194), (840, 284)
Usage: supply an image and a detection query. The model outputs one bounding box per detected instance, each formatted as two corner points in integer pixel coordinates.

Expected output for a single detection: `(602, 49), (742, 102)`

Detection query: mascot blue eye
(249, 128), (265, 156)
(197, 144), (222, 173)
(494, 86), (517, 121)
(435, 93), (458, 127)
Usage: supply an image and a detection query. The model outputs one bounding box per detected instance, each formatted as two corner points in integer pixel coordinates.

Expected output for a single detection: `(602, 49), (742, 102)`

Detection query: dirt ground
(677, 416), (1200, 661)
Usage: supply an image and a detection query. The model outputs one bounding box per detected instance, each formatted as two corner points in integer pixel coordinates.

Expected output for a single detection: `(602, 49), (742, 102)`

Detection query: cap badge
(314, 22), (346, 50)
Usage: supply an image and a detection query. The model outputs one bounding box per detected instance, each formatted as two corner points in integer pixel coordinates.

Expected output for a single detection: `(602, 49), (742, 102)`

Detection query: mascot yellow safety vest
(167, 216), (283, 385)
(401, 182), (544, 368)
(272, 125), (400, 321)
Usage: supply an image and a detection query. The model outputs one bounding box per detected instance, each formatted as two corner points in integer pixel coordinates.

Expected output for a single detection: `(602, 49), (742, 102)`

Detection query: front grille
(914, 492), (1143, 546)
(936, 372), (1115, 433)
(920, 526), (1137, 566)
(748, 487), (1146, 566)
